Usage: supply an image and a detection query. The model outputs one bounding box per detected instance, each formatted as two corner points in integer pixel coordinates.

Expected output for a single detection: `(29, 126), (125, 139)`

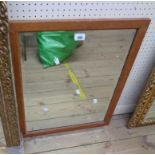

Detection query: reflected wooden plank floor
(21, 30), (135, 131)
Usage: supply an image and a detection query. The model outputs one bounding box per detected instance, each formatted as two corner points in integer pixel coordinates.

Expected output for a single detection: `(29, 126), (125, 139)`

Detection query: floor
(23, 114), (155, 153)
(20, 30), (135, 132)
(1, 115), (155, 153)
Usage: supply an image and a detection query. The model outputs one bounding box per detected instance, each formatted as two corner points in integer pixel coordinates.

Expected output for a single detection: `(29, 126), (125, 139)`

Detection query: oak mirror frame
(9, 19), (150, 137)
(128, 67), (155, 127)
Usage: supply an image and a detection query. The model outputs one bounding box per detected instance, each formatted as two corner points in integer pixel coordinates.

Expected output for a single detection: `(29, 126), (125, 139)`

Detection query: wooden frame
(9, 18), (150, 137)
(128, 67), (155, 127)
(0, 2), (21, 146)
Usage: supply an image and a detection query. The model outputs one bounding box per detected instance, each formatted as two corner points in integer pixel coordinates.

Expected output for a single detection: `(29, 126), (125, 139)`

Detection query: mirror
(128, 68), (155, 127)
(18, 29), (136, 132)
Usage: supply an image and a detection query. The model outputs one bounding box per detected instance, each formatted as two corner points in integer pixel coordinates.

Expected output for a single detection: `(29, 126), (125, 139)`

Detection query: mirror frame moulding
(128, 67), (155, 128)
(0, 1), (21, 147)
(8, 18), (150, 137)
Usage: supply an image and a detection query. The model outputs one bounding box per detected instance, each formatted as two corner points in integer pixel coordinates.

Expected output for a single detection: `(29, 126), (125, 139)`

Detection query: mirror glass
(19, 29), (136, 131)
(0, 118), (6, 146)
(144, 99), (155, 121)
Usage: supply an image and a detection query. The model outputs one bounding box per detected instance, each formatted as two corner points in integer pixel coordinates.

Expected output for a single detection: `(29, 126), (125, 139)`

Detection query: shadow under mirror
(19, 29), (136, 132)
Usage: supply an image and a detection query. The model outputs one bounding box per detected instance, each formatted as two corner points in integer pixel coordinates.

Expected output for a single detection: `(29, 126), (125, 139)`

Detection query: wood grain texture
(9, 18), (150, 32)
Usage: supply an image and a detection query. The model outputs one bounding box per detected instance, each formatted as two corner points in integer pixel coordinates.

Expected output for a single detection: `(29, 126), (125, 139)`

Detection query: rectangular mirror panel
(19, 29), (136, 131)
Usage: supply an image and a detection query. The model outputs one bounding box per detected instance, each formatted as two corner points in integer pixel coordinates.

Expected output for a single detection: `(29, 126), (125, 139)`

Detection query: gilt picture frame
(128, 67), (155, 128)
(0, 1), (21, 146)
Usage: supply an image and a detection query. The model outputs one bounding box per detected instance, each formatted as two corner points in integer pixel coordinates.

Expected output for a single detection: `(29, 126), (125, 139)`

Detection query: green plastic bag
(36, 31), (79, 68)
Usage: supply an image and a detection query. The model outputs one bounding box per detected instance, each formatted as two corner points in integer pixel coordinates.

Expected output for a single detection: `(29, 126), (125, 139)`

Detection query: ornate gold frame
(0, 2), (21, 146)
(128, 67), (155, 127)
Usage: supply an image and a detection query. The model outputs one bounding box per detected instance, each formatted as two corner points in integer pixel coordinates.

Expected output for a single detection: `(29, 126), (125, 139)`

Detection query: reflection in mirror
(0, 118), (6, 146)
(19, 30), (136, 132)
(144, 99), (155, 121)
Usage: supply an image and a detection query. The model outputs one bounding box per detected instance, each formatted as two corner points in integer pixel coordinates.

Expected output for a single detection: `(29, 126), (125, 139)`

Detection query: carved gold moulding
(128, 67), (155, 127)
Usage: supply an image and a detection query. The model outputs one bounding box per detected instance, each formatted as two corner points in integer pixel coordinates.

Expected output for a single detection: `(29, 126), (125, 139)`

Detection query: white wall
(7, 1), (155, 114)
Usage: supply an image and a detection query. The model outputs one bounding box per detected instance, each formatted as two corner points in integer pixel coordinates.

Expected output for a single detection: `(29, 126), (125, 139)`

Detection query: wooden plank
(26, 112), (105, 131)
(25, 99), (109, 121)
(23, 85), (114, 101)
(24, 95), (110, 107)
(23, 76), (116, 93)
(23, 117), (155, 153)
(45, 135), (155, 154)
(23, 62), (121, 83)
